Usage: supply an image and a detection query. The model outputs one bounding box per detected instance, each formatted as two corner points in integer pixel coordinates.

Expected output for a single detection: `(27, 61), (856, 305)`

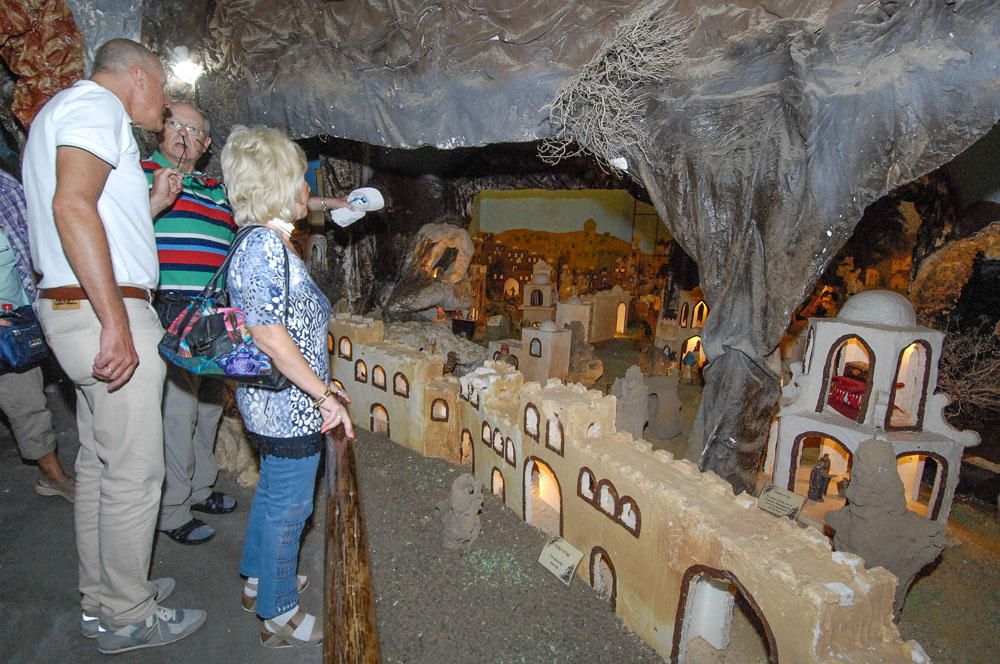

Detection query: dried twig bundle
(539, 3), (689, 171)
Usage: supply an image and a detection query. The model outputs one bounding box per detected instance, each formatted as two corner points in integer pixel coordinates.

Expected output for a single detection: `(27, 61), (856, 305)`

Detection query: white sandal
(241, 575), (310, 612)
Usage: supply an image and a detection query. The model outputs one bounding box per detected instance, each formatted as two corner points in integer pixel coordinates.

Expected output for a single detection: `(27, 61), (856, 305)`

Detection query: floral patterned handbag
(158, 226), (290, 390)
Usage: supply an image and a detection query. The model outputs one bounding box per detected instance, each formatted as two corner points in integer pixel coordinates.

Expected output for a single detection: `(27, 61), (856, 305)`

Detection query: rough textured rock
(383, 222), (476, 316)
(826, 439), (947, 618)
(910, 221), (1000, 324)
(434, 473), (483, 550)
(611, 365), (647, 441)
(385, 321), (487, 377)
(645, 372), (682, 440)
(214, 415), (259, 488)
(566, 320), (603, 387)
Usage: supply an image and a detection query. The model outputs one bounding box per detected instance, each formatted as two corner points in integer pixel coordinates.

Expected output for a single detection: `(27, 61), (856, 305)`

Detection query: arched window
(460, 429), (473, 468)
(331, 379), (346, 393)
(619, 497), (641, 536)
(693, 301), (708, 327)
(482, 421), (491, 445)
(505, 438), (516, 467)
(578, 467), (596, 502)
(431, 398), (449, 422)
(370, 403), (389, 437)
(586, 422), (600, 438)
(393, 372), (409, 398)
(327, 332), (335, 353)
(546, 417), (564, 455)
(354, 359), (367, 382)
(886, 340), (932, 431)
(679, 302), (690, 328)
(492, 428), (504, 454)
(529, 338), (542, 357)
(371, 365), (386, 390)
(530, 289), (543, 306)
(819, 334), (875, 423)
(338, 336), (352, 359)
(491, 468), (505, 502)
(597, 480), (619, 516)
(523, 403), (540, 440)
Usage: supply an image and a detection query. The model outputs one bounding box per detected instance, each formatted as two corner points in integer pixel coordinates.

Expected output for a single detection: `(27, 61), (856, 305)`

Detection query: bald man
(22, 38), (205, 654)
(143, 102), (238, 546)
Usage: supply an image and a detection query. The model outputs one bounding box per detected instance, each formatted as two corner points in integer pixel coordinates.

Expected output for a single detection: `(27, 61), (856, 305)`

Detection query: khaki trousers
(0, 366), (56, 460)
(37, 298), (166, 627)
(159, 366), (224, 530)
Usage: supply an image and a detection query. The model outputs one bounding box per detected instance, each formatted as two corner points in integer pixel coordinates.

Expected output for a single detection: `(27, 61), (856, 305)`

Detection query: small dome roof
(539, 321), (558, 332)
(532, 273), (551, 285)
(837, 290), (916, 328)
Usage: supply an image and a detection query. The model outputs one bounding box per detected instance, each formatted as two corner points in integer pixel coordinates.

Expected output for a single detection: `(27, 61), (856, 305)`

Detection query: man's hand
(149, 167), (182, 216)
(92, 322), (139, 391)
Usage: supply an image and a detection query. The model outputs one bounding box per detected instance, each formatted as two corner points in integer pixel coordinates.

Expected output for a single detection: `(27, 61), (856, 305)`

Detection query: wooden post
(324, 414), (381, 663)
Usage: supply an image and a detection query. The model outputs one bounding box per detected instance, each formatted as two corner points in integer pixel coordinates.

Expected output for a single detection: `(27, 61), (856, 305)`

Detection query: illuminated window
(529, 338), (542, 357)
(482, 421), (491, 445)
(354, 359), (367, 382)
(546, 417), (564, 455)
(339, 336), (352, 359)
(372, 365), (386, 390)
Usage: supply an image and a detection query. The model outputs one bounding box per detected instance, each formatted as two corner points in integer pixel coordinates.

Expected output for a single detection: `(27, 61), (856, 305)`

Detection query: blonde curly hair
(221, 124), (306, 226)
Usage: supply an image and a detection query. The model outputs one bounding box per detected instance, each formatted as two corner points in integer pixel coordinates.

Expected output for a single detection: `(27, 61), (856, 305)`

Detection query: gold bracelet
(312, 387), (334, 408)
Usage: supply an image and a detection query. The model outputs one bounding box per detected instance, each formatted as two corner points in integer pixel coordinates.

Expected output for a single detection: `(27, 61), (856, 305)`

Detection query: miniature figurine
(807, 453), (836, 501)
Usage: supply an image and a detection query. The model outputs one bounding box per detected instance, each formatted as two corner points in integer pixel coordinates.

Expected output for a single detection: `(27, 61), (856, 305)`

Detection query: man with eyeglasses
(23, 38), (205, 654)
(141, 102), (238, 546)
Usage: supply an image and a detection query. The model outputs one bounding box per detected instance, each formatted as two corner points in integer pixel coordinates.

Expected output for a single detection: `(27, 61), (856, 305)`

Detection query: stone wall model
(328, 314), (924, 662)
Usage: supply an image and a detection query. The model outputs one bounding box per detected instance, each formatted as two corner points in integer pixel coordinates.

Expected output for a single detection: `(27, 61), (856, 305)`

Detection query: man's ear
(202, 136), (213, 151)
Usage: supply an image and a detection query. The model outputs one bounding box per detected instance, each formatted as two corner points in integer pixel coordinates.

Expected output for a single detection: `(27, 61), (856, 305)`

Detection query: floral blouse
(227, 226), (331, 451)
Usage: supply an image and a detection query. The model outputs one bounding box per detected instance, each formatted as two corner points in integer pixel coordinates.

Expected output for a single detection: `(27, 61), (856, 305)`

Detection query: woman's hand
(307, 195), (355, 213)
(318, 397), (354, 438)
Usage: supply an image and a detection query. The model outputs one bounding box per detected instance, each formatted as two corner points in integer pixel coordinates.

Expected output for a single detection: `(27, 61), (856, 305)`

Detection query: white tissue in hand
(331, 207), (366, 227)
(346, 187), (384, 211)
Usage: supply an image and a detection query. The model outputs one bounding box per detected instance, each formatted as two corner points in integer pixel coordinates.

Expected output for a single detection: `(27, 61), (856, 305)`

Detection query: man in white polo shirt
(22, 38), (205, 654)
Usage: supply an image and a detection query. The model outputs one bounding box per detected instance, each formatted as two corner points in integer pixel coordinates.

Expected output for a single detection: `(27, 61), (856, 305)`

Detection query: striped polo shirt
(142, 151), (236, 294)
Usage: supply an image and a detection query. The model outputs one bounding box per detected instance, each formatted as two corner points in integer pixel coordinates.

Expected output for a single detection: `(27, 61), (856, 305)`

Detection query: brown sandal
(260, 609), (323, 648)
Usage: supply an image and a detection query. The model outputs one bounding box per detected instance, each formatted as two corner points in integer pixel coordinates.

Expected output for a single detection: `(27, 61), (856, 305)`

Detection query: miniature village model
(328, 314), (929, 663)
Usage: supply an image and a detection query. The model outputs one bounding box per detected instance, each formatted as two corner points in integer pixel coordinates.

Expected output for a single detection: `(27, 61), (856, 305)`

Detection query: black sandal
(190, 491), (237, 514)
(160, 518), (215, 545)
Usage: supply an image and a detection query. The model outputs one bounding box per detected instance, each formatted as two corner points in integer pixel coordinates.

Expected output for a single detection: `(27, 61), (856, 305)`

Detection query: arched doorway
(692, 301), (709, 327)
(370, 403), (389, 437)
(672, 565), (777, 664)
(530, 289), (543, 306)
(491, 467), (505, 503)
(523, 457), (562, 537)
(818, 334), (875, 423)
(886, 340), (932, 430)
(615, 302), (627, 335)
(896, 451), (948, 520)
(590, 547), (617, 609)
(504, 277), (520, 298)
(788, 432), (852, 500)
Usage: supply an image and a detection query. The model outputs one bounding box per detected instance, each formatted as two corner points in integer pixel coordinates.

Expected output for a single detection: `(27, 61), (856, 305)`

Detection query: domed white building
(765, 290), (979, 522)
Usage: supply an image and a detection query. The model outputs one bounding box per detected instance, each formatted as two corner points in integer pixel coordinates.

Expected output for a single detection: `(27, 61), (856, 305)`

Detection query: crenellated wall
(328, 314), (925, 663)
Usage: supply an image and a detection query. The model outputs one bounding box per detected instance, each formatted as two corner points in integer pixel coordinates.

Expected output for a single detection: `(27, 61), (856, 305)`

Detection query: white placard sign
(538, 537), (584, 586)
(756, 483), (807, 521)
(487, 315), (504, 327)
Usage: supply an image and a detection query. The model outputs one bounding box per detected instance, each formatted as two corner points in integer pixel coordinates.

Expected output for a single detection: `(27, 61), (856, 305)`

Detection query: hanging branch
(539, 3), (690, 172)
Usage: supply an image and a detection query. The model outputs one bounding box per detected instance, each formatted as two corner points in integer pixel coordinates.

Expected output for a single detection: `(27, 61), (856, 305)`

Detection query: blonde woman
(221, 125), (353, 648)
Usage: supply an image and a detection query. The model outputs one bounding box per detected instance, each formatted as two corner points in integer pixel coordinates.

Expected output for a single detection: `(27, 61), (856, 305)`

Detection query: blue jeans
(240, 451), (323, 618)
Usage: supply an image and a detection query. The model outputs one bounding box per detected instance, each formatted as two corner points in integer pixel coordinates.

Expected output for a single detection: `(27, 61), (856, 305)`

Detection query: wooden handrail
(324, 416), (381, 663)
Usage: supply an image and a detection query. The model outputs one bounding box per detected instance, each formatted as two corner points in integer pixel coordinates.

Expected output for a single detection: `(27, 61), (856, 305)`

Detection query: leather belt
(39, 286), (153, 302)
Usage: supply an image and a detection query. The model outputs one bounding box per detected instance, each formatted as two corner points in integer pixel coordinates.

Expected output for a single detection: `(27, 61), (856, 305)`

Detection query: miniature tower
(765, 290), (979, 522)
(520, 259), (557, 324)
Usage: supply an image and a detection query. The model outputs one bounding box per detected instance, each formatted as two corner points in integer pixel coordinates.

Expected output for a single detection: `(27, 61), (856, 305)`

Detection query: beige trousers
(0, 365), (56, 460)
(37, 298), (166, 627)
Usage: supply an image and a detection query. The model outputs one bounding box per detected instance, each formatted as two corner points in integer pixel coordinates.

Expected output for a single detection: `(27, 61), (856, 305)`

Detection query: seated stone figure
(807, 454), (835, 501)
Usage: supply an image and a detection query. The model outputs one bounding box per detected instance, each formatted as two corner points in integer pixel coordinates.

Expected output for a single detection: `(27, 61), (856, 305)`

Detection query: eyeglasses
(165, 119), (205, 136)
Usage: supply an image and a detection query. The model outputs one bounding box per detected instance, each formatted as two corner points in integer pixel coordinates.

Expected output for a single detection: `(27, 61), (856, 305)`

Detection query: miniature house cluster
(654, 289), (709, 376)
(766, 290), (979, 521)
(328, 313), (925, 663)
